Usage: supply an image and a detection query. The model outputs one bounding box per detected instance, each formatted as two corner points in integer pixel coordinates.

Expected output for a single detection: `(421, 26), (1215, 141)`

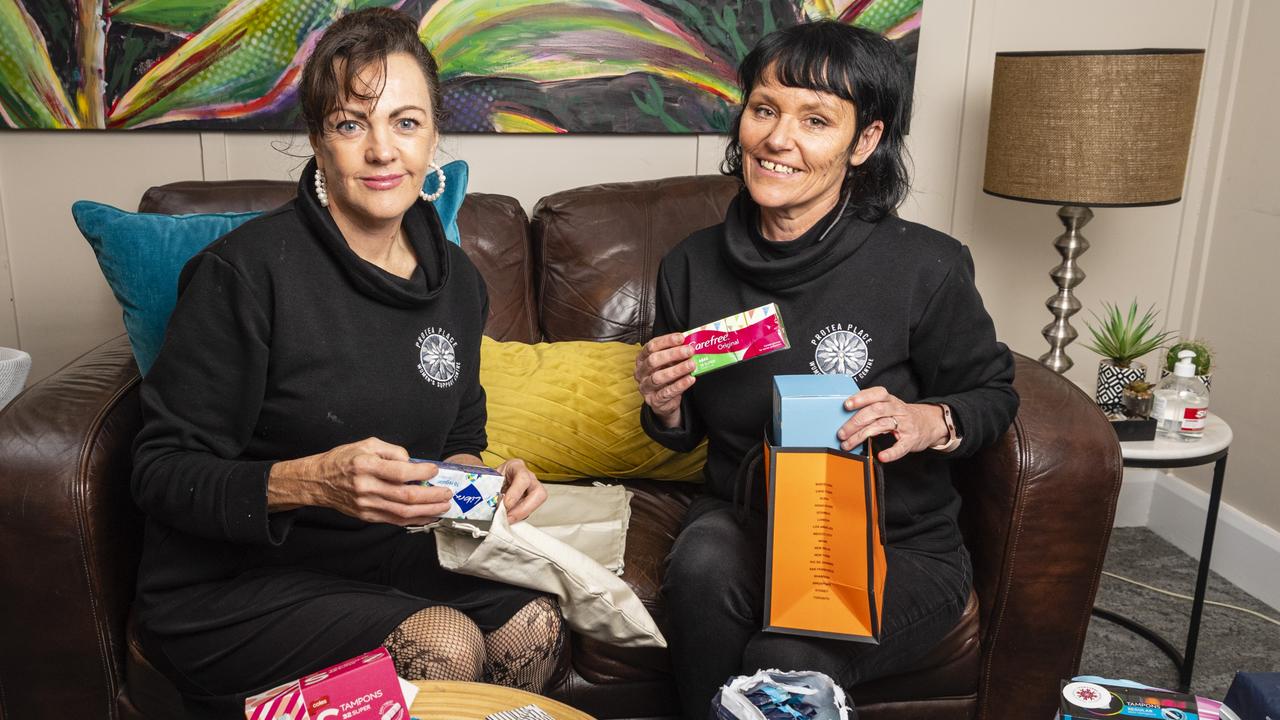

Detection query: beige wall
(0, 0), (1270, 530)
(950, 0), (1223, 393)
(0, 178), (18, 349)
(0, 134), (205, 377)
(1181, 0), (1279, 528)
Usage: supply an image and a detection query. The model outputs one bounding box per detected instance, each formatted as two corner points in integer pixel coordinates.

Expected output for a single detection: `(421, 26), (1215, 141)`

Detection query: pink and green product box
(682, 303), (790, 376)
(245, 647), (411, 720)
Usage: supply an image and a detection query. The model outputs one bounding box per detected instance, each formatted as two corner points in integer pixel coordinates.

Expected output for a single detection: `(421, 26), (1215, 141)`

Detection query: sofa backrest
(531, 175), (741, 343)
(138, 180), (540, 343)
(138, 175), (742, 345)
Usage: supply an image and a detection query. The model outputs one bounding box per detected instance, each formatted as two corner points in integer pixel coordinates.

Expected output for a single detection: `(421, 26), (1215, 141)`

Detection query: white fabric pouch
(525, 483), (632, 575)
(428, 486), (664, 648)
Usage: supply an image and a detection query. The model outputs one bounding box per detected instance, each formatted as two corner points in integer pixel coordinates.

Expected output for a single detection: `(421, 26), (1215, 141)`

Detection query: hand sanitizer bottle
(1151, 350), (1210, 440)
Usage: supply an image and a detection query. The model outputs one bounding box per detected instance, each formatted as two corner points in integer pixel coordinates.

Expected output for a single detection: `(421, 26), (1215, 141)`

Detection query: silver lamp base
(1038, 205), (1093, 374)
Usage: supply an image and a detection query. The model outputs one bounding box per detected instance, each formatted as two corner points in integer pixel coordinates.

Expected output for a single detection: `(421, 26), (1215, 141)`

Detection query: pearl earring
(420, 163), (446, 203)
(314, 168), (329, 208)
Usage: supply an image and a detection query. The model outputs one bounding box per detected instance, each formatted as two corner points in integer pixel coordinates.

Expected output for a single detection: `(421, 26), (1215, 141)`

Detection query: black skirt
(137, 527), (542, 719)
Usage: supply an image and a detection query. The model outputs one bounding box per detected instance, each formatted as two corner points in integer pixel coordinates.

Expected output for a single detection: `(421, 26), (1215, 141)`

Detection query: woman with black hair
(635, 21), (1018, 719)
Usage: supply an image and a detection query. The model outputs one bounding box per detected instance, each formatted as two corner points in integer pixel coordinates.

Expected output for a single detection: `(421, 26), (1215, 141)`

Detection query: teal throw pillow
(73, 160), (469, 375)
(74, 205), (256, 375)
(426, 159), (468, 244)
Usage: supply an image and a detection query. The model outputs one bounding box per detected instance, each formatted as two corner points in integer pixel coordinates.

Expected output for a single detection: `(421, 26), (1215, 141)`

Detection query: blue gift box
(771, 374), (861, 453)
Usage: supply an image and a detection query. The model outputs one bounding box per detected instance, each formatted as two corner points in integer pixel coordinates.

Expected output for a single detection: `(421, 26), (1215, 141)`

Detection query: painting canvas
(0, 0), (922, 132)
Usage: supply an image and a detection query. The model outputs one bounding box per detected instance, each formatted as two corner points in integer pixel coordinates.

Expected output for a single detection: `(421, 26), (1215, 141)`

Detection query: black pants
(661, 496), (971, 720)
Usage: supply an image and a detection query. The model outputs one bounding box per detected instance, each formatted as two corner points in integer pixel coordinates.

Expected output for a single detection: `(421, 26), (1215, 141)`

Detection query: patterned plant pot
(1096, 360), (1147, 407)
(1160, 368), (1213, 391)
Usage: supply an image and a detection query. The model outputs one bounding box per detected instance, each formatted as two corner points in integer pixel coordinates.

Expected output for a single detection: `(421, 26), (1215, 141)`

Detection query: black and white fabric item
(486, 705), (555, 720)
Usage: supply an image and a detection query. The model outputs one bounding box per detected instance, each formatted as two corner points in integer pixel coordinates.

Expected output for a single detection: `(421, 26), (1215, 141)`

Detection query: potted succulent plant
(1121, 379), (1156, 418)
(1083, 300), (1175, 407)
(1162, 339), (1214, 390)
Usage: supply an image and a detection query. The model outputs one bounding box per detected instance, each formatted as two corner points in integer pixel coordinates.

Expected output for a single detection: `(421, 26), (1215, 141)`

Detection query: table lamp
(983, 49), (1204, 373)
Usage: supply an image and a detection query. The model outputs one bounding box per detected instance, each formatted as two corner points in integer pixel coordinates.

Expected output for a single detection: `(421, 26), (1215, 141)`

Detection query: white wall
(0, 176), (17, 349)
(950, 0), (1224, 394)
(1, 0), (1273, 539)
(1180, 0), (1279, 527)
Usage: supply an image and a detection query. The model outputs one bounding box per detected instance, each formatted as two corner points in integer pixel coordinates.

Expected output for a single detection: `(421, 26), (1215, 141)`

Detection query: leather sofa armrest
(956, 354), (1123, 720)
(0, 335), (145, 719)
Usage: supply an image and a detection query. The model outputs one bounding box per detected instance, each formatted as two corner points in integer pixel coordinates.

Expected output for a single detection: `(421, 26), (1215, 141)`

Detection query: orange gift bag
(762, 437), (886, 642)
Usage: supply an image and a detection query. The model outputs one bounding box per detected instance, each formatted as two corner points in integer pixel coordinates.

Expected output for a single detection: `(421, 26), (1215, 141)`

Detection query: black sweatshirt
(132, 160), (489, 610)
(643, 192), (1018, 552)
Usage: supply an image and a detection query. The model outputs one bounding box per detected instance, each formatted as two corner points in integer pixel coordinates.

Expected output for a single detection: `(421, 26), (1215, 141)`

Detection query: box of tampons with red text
(244, 647), (410, 720)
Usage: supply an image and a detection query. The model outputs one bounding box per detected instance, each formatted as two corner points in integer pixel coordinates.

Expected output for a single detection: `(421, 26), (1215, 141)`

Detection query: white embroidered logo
(416, 328), (460, 388)
(809, 323), (874, 379)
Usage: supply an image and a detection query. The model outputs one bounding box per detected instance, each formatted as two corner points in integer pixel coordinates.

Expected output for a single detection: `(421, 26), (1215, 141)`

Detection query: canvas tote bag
(427, 484), (665, 648)
(524, 483), (632, 574)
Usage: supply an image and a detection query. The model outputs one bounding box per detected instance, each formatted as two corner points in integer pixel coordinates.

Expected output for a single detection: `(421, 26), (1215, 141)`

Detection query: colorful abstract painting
(0, 0), (922, 132)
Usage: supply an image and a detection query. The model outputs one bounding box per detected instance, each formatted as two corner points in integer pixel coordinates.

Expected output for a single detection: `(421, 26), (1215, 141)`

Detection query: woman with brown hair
(131, 9), (561, 716)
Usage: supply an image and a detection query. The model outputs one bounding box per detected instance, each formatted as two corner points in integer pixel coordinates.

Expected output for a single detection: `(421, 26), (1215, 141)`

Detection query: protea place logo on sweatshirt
(809, 323), (874, 380)
(416, 327), (460, 388)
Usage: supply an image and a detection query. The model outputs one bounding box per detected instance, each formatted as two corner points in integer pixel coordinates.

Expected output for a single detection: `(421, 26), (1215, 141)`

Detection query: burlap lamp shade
(982, 49), (1205, 374)
(985, 49), (1204, 207)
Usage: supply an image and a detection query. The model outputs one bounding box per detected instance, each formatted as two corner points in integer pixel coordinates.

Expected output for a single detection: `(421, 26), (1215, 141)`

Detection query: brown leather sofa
(0, 175), (1122, 720)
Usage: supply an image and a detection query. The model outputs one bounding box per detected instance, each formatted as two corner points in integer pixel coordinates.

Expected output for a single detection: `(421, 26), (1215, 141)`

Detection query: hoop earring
(420, 163), (446, 203)
(314, 168), (329, 208)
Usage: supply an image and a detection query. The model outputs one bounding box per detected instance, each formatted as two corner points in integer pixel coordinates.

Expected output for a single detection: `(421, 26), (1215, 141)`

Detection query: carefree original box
(772, 374), (861, 453)
(682, 303), (790, 376)
(244, 647), (408, 720)
(409, 460), (504, 522)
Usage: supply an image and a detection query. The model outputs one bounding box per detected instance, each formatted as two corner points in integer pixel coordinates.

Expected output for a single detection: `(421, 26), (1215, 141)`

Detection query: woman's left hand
(497, 458), (547, 523)
(837, 387), (949, 463)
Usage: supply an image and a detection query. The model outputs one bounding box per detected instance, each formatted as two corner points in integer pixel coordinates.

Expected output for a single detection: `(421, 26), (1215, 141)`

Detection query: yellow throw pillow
(479, 338), (706, 481)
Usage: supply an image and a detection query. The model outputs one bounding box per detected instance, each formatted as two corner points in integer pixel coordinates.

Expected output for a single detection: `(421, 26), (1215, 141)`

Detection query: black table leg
(1091, 607), (1185, 669)
(1179, 453), (1228, 692)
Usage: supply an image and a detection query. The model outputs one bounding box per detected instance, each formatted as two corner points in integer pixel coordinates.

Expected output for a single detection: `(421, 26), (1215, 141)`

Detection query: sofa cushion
(569, 479), (697, 684)
(455, 194), (539, 343)
(532, 175), (740, 343)
(72, 202), (258, 374)
(478, 338), (705, 481)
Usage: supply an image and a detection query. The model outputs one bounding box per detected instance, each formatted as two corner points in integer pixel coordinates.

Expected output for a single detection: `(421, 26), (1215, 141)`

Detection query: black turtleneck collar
(722, 190), (876, 291)
(747, 194), (845, 259)
(296, 158), (450, 308)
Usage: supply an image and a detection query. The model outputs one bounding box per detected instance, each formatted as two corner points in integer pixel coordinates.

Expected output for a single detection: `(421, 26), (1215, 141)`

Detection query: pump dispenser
(1151, 350), (1210, 440)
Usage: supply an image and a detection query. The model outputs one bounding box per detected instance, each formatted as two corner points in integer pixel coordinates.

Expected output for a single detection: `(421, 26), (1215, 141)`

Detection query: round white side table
(1092, 413), (1232, 692)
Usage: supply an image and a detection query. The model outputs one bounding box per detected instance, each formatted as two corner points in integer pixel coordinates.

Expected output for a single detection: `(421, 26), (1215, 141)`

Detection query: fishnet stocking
(382, 606), (484, 681)
(482, 596), (564, 692)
